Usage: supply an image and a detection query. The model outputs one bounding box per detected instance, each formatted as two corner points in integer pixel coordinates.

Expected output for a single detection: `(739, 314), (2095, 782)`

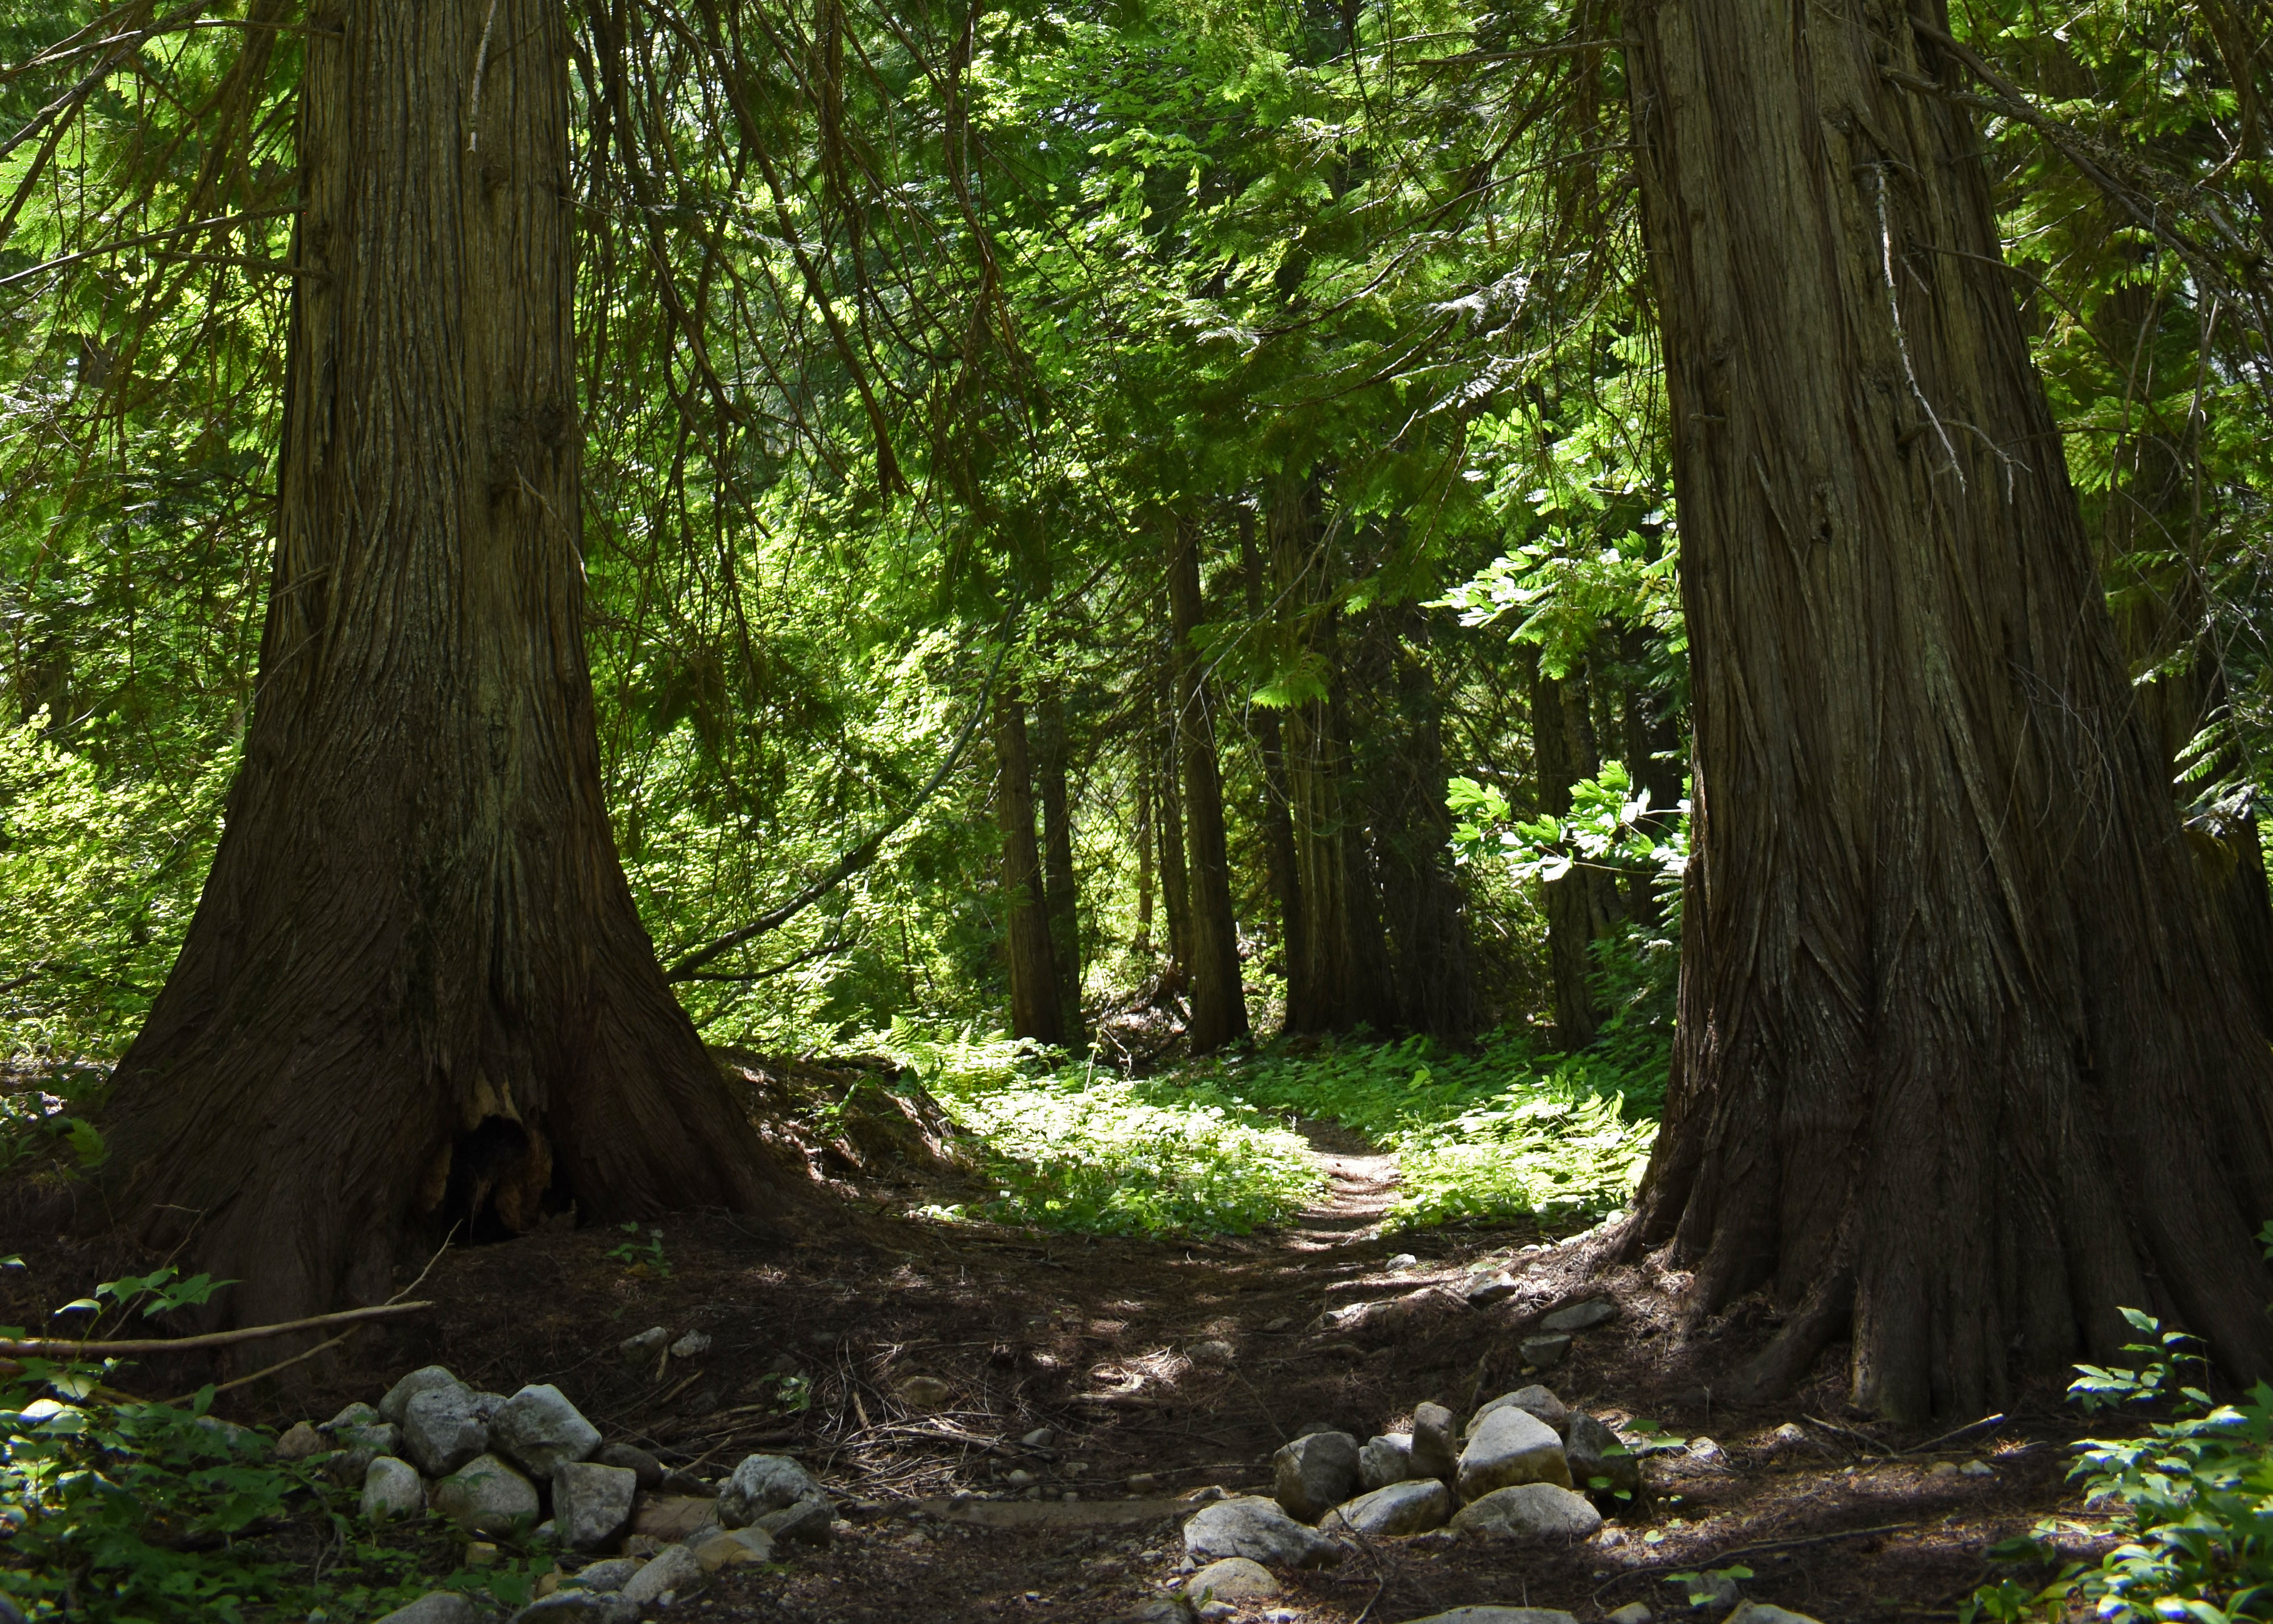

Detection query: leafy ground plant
(0, 1262), (549, 1621)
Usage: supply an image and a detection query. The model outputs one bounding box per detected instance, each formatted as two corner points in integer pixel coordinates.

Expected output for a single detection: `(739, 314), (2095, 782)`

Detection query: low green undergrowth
(892, 1017), (1662, 1240)
(0, 1264), (552, 1622)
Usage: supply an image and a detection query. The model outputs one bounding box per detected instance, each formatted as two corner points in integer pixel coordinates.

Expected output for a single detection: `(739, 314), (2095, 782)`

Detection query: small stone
(361, 1456), (426, 1522)
(1412, 1401), (1459, 1479)
(1290, 1418), (1340, 1439)
(323, 1401), (382, 1434)
(1450, 1482), (1604, 1541)
(1272, 1429), (1360, 1522)
(1006, 1468), (1036, 1487)
(1022, 1427), (1057, 1448)
(533, 1519), (556, 1542)
(718, 1453), (822, 1527)
(1263, 1316), (1293, 1332)
(402, 1385), (491, 1477)
(618, 1542), (703, 1606)
(507, 1594), (623, 1622)
(896, 1374), (953, 1411)
(1456, 1407), (1572, 1500)
(1688, 1570), (1743, 1610)
(692, 1527), (776, 1570)
(1400, 1610), (1580, 1624)
(632, 1494), (722, 1540)
(1521, 1332), (1572, 1368)
(464, 1542), (501, 1567)
(618, 1326), (670, 1361)
(1189, 1339), (1236, 1365)
(1182, 1495), (1342, 1568)
(1463, 1272), (1521, 1306)
(756, 1494), (834, 1545)
(1385, 1254), (1419, 1271)
(1182, 1484), (1229, 1504)
(565, 1556), (646, 1592)
(374, 1595), (481, 1624)
(1725, 1606), (1826, 1623)
(491, 1385), (602, 1478)
(1127, 1472), (1160, 1494)
(1110, 1602), (1194, 1624)
(1321, 1477), (1454, 1536)
(1606, 1607), (1654, 1624)
(1962, 1459), (1994, 1477)
(555, 1460), (639, 1551)
(1197, 1604), (1238, 1623)
(670, 1330), (713, 1359)
(1472, 1386), (1569, 1436)
(378, 1365), (466, 1424)
(1185, 1556), (1279, 1605)
(274, 1421), (326, 1460)
(1929, 1459), (1960, 1476)
(431, 1453), (541, 1535)
(1566, 1412), (1642, 1502)
(1770, 1422), (1807, 1448)
(1538, 1297), (1616, 1332)
(1687, 1436), (1726, 1464)
(594, 1440), (665, 1488)
(1359, 1433), (1414, 1490)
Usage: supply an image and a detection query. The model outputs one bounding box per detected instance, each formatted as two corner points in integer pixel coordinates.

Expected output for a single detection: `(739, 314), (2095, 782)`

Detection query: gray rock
(1725, 1606), (1824, 1624)
(1321, 1477), (1454, 1536)
(1538, 1297), (1616, 1332)
(1358, 1433), (1414, 1490)
(1185, 1556), (1280, 1604)
(594, 1440), (665, 1488)
(1449, 1483), (1604, 1541)
(1521, 1332), (1572, 1368)
(555, 1460), (640, 1551)
(1271, 1429), (1360, 1523)
(402, 1385), (491, 1477)
(1182, 1495), (1342, 1568)
(1463, 1272), (1521, 1306)
(688, 1526), (776, 1571)
(1606, 1608), (1653, 1624)
(618, 1325), (669, 1361)
(323, 1401), (382, 1433)
(1401, 1611), (1580, 1624)
(755, 1494), (834, 1545)
(431, 1453), (540, 1535)
(373, 1592), (480, 1624)
(274, 1421), (326, 1460)
(618, 1542), (703, 1606)
(1022, 1427), (1056, 1448)
(718, 1453), (822, 1528)
(1456, 1407), (1572, 1500)
(492, 1385), (602, 1477)
(1189, 1339), (1236, 1365)
(509, 1596), (626, 1624)
(1110, 1603), (1193, 1624)
(1566, 1411), (1642, 1501)
(1412, 1401), (1459, 1480)
(360, 1456), (426, 1522)
(1471, 1385), (1570, 1436)
(378, 1365), (466, 1425)
(1290, 1418), (1340, 1439)
(895, 1374), (953, 1410)
(1688, 1570), (1744, 1610)
(670, 1330), (713, 1358)
(565, 1556), (646, 1592)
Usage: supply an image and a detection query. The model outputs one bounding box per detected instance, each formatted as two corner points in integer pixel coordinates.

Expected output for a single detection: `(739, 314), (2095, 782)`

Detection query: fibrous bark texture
(96, 0), (785, 1329)
(1169, 518), (1252, 1052)
(1623, 0), (2273, 1416)
(995, 690), (1063, 1044)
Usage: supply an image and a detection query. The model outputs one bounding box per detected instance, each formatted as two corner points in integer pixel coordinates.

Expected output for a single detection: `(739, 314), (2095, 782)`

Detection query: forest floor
(2, 1056), (2109, 1623)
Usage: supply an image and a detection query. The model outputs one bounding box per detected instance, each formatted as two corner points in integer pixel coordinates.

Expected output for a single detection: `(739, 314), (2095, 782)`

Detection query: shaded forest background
(1, 0), (2266, 1099)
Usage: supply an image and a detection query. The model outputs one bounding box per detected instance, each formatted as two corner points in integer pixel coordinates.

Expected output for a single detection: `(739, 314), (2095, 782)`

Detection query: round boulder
(1271, 1429), (1360, 1523)
(1182, 1495), (1342, 1568)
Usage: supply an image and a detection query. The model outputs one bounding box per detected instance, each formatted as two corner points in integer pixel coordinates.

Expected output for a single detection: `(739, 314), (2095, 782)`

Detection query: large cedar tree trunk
(1169, 518), (1252, 1051)
(94, 0), (786, 1328)
(995, 690), (1063, 1044)
(1623, 0), (2273, 1414)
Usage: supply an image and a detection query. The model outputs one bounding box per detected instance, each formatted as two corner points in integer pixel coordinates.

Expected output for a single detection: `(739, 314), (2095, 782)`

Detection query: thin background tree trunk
(1241, 510), (1308, 1022)
(1622, 0), (2273, 1414)
(93, 0), (785, 1329)
(994, 688), (1062, 1044)
(1154, 638), (1194, 980)
(1169, 515), (1251, 1051)
(1035, 683), (1085, 1042)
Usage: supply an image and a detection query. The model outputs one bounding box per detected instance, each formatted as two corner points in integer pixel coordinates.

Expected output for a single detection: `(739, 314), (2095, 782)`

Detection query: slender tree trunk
(1134, 757), (1156, 955)
(91, 0), (787, 1327)
(1373, 614), (1477, 1039)
(1527, 647), (1613, 1049)
(1155, 642), (1194, 980)
(1035, 683), (1085, 1042)
(995, 688), (1062, 1044)
(1241, 509), (1307, 1027)
(1618, 628), (1685, 928)
(1623, 0), (2273, 1414)
(1169, 517), (1252, 1051)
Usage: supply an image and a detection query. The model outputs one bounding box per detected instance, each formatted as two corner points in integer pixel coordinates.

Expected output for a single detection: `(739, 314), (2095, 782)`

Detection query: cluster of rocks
(1146, 1381), (1821, 1624)
(272, 1358), (835, 1624)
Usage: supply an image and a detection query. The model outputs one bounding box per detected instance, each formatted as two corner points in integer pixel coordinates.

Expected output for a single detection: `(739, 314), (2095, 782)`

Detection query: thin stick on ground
(0, 1299), (433, 1357)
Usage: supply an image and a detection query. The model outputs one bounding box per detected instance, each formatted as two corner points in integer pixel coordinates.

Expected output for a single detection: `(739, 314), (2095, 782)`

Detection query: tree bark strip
(1169, 515), (1251, 1051)
(1622, 0), (2273, 1414)
(94, 0), (786, 1327)
(1035, 683), (1085, 1043)
(994, 687), (1062, 1044)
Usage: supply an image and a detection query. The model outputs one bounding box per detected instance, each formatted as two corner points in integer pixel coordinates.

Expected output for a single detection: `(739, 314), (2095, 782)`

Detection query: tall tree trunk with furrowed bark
(1622, 0), (2273, 1415)
(94, 0), (788, 1329)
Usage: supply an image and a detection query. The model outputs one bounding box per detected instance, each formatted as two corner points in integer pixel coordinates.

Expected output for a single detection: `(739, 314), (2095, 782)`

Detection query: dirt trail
(1284, 1118), (1400, 1251)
